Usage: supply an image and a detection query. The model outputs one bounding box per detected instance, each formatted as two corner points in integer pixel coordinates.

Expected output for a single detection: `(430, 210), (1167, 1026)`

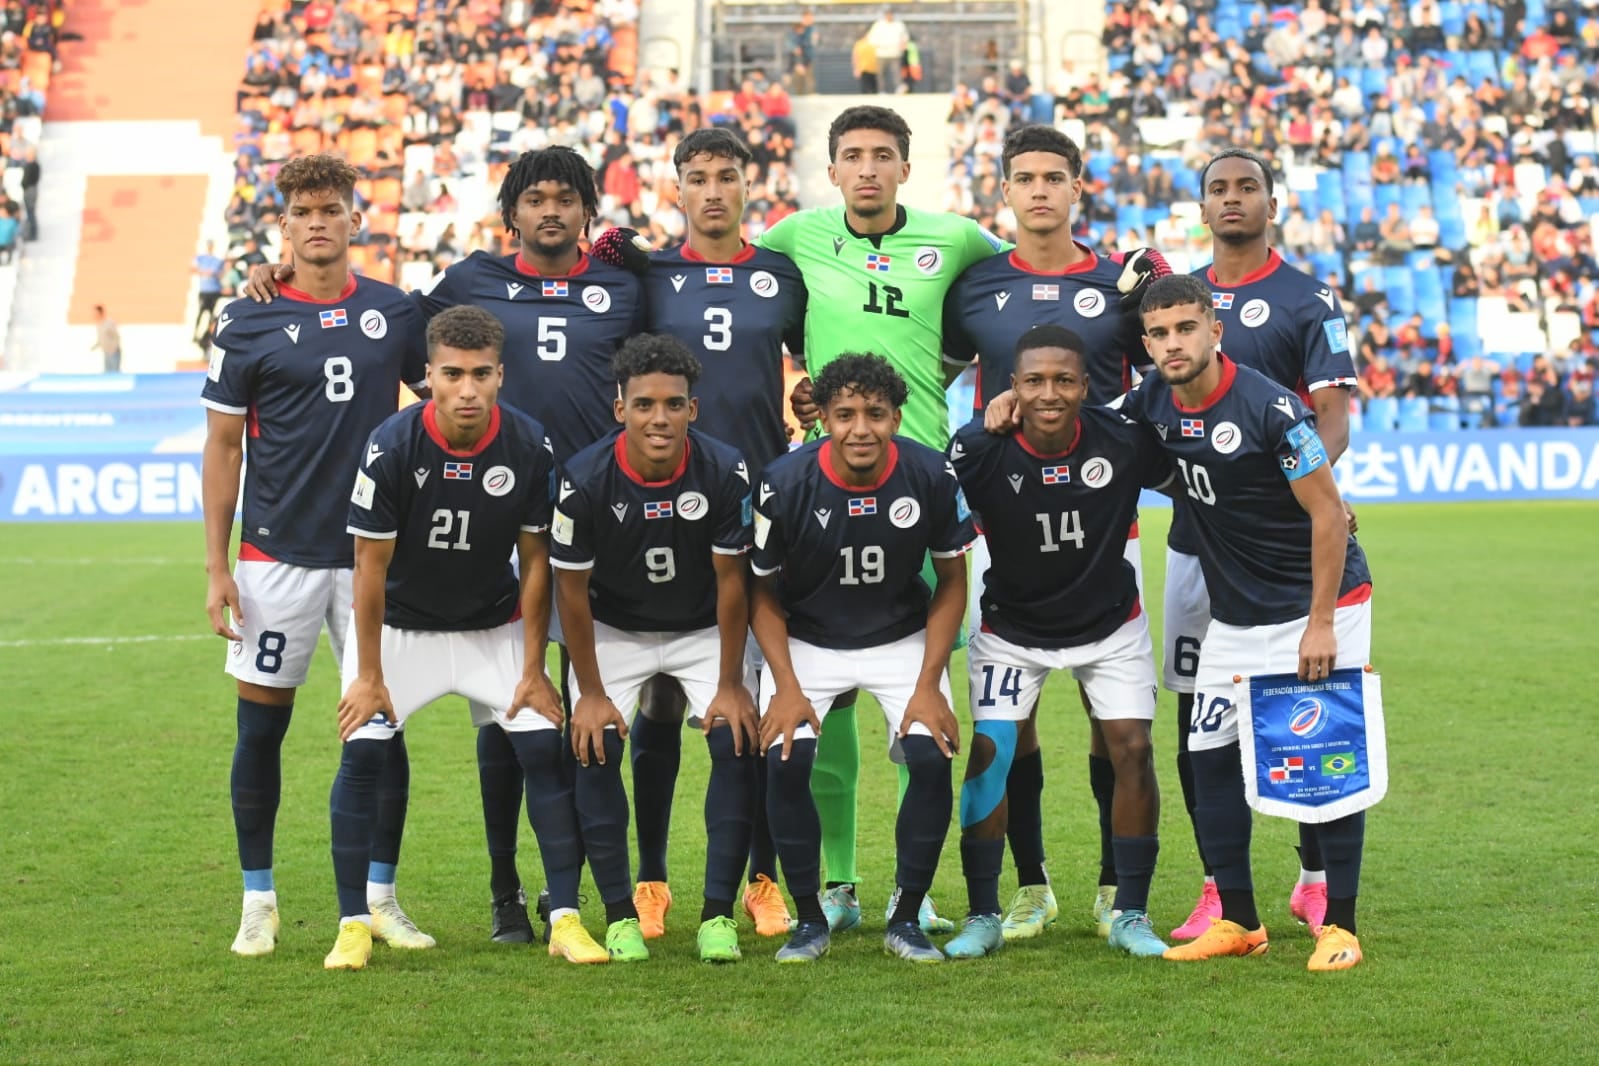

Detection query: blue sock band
(367, 861), (397, 885)
(959, 720), (1017, 829)
(242, 869), (274, 893)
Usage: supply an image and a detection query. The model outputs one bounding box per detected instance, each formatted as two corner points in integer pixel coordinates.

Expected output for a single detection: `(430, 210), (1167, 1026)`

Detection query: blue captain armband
(1279, 421), (1329, 482)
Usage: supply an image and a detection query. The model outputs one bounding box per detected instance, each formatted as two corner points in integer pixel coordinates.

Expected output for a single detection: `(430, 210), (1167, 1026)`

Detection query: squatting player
(752, 354), (975, 964)
(201, 154), (431, 958)
(327, 306), (605, 969)
(945, 326), (1173, 962)
(553, 334), (759, 963)
(945, 123), (1167, 940)
(1123, 275), (1373, 972)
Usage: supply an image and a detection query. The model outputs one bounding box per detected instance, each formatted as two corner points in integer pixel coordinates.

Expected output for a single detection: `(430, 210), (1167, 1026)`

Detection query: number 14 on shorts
(976, 665), (1022, 709)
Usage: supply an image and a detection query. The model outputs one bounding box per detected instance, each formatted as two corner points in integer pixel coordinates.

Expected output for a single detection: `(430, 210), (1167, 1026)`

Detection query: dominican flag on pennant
(1212, 292), (1234, 310)
(848, 497), (876, 516)
(865, 253), (890, 273)
(705, 267), (733, 284)
(1180, 418), (1205, 438)
(644, 500), (674, 519)
(1041, 465), (1069, 484)
(1268, 756), (1305, 783)
(1032, 284), (1060, 301)
(542, 280), (568, 297)
(443, 461), (473, 480)
(319, 308), (348, 328)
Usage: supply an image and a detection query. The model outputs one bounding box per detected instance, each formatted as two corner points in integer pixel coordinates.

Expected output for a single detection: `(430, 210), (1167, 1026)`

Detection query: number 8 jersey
(751, 438), (976, 649)
(201, 277), (428, 568)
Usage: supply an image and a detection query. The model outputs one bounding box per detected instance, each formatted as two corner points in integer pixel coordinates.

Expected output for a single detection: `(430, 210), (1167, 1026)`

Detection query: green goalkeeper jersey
(759, 205), (1004, 447)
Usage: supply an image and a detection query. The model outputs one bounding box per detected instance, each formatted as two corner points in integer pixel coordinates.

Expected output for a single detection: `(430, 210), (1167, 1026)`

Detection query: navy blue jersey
(201, 277), (428, 568)
(1169, 250), (1358, 554)
(943, 247), (1152, 408)
(642, 244), (807, 478)
(1120, 356), (1371, 627)
(550, 428), (752, 632)
(949, 407), (1171, 648)
(412, 250), (646, 462)
(751, 438), (976, 649)
(346, 401), (557, 632)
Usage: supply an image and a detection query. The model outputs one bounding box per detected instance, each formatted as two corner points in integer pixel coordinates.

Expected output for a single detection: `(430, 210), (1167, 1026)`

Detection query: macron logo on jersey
(865, 253), (891, 273)
(215, 313), (233, 335)
(1269, 757), (1305, 783)
(443, 461), (473, 480)
(1041, 465), (1069, 484)
(671, 275), (687, 292)
(1180, 419), (1205, 438)
(320, 308), (347, 329)
(644, 500), (673, 520)
(1032, 284), (1060, 301)
(1212, 292), (1235, 310)
(705, 267), (733, 284)
(848, 497), (877, 516)
(542, 280), (568, 297)
(994, 292), (1011, 311)
(506, 282), (524, 299)
(283, 324), (301, 344)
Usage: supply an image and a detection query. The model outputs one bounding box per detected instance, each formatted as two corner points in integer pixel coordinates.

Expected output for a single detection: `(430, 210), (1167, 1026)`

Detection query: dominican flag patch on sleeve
(320, 308), (348, 328)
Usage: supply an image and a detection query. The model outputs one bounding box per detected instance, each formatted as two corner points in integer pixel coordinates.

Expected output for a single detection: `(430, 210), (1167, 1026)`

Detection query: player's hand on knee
(759, 687), (819, 762)
(1297, 619), (1338, 682)
(570, 693), (627, 766)
(509, 672), (564, 729)
(703, 683), (759, 755)
(1343, 499), (1359, 534)
(206, 571), (243, 641)
(983, 389), (1021, 434)
(243, 262), (293, 303)
(337, 678), (394, 742)
(589, 225), (653, 275)
(900, 685), (961, 757)
(789, 376), (819, 431)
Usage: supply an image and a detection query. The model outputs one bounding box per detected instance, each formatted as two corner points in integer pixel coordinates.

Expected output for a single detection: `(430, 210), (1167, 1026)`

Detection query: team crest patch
(749, 270), (779, 298)
(360, 309), (387, 339)
(1081, 457), (1113, 488)
(888, 496), (920, 528)
(1073, 289), (1105, 318)
(1210, 422), (1242, 455)
(1240, 299), (1271, 327)
(676, 491), (709, 520)
(483, 466), (515, 496)
(582, 285), (611, 313)
(914, 246), (942, 275)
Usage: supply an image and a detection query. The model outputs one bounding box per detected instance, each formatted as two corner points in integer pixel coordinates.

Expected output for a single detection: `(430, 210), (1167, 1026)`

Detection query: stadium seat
(1028, 94), (1054, 124)
(1374, 183), (1401, 213)
(1429, 396), (1461, 431)
(1347, 402), (1364, 434)
(1398, 397), (1431, 432)
(1401, 184), (1432, 213)
(1460, 407), (1485, 429)
(1362, 68), (1389, 97)
(1365, 396), (1399, 431)
(1438, 216), (1467, 249)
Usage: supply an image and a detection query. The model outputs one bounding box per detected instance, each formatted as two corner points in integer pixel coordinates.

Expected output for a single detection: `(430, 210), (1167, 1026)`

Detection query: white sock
(550, 907), (579, 923)
(243, 889), (277, 909)
(339, 914), (373, 928)
(367, 881), (396, 906)
(1298, 869), (1327, 886)
(1203, 875), (1216, 886)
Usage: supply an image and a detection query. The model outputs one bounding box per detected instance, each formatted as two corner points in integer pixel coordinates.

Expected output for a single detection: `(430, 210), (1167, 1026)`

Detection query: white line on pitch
(0, 634), (214, 648)
(0, 557), (188, 565)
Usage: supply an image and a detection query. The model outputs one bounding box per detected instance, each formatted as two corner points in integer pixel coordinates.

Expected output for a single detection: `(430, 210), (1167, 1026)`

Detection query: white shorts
(225, 559), (351, 688)
(966, 611), (1157, 723)
(567, 621), (752, 724)
(341, 618), (557, 742)
(1189, 599), (1373, 753)
(1161, 548), (1211, 694)
(757, 632), (953, 753)
(971, 525), (1143, 635)
(470, 557), (558, 728)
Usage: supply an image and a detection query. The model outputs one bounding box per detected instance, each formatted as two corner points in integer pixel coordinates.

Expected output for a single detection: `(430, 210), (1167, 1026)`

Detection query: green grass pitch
(1, 503), (1595, 1064)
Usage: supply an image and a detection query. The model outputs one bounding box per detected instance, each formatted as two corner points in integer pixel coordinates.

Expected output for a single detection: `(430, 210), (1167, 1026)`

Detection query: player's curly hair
(1198, 147), (1275, 198)
(498, 146), (598, 235)
(1139, 274), (1214, 320)
(427, 305), (505, 359)
(613, 333), (703, 390)
(1015, 324), (1087, 370)
(276, 154), (360, 206)
(1001, 124), (1083, 180)
(827, 105), (911, 162)
(672, 127), (753, 171)
(812, 353), (909, 412)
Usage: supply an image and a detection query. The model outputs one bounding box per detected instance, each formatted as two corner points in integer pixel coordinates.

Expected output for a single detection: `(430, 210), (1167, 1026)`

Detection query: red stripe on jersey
(246, 403), (261, 439)
(513, 252), (592, 277)
(278, 274), (358, 304)
(1126, 598), (1143, 623)
(680, 241), (758, 264)
(422, 401), (502, 456)
(1014, 418), (1082, 459)
(818, 440), (899, 491)
(1008, 246), (1098, 275)
(1336, 582), (1373, 608)
(1173, 354), (1239, 413)
(1206, 249), (1283, 288)
(1128, 519), (1139, 540)
(238, 542), (278, 563)
(615, 431), (692, 487)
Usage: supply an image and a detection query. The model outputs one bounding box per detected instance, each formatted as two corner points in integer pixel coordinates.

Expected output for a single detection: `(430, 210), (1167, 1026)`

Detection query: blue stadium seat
(1336, 66), (1361, 89)
(1398, 397), (1431, 432)
(1453, 332), (1480, 361)
(1438, 216), (1467, 248)
(1117, 204), (1143, 233)
(1028, 93), (1054, 124)
(1344, 150), (1372, 173)
(1580, 197), (1599, 218)
(1515, 353), (1537, 376)
(1311, 252), (1345, 283)
(1525, 0), (1546, 27)
(1429, 396), (1461, 431)
(1466, 51), (1497, 83)
(1384, 267), (1416, 317)
(1417, 294), (1446, 335)
(1296, 185), (1321, 218)
(1362, 67), (1389, 97)
(1365, 396), (1399, 431)
(1171, 165), (1199, 201)
(1401, 184), (1432, 213)
(1347, 402), (1364, 434)
(1461, 407), (1484, 429)
(1374, 183), (1401, 213)
(1433, 181), (1462, 219)
(1216, 16), (1242, 40)
(1108, 53), (1131, 72)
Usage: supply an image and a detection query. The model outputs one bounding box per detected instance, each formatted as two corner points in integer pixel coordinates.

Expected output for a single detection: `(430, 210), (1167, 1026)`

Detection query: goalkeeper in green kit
(757, 105), (1004, 935)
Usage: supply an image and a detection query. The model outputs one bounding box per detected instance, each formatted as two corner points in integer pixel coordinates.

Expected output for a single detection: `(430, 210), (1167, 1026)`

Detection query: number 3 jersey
(550, 427), (753, 632)
(949, 407), (1172, 649)
(751, 438), (977, 649)
(346, 401), (557, 632)
(1119, 356), (1371, 627)
(201, 277), (428, 568)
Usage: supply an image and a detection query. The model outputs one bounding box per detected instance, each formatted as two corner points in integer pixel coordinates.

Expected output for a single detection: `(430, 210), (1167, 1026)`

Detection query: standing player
(201, 154), (431, 958)
(1162, 150), (1357, 941)
(944, 123), (1168, 941)
(327, 306), (605, 968)
(757, 105), (1001, 933)
(751, 354), (975, 964)
(1124, 275), (1372, 972)
(944, 326), (1172, 961)
(552, 334), (759, 963)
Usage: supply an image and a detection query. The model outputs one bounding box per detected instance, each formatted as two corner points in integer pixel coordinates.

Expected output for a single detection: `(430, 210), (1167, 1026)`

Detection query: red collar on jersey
(422, 400), (502, 456)
(278, 273), (358, 304)
(1008, 245), (1098, 275)
(818, 439), (900, 492)
(1173, 353), (1239, 413)
(1015, 417), (1083, 459)
(680, 241), (758, 264)
(615, 431), (692, 487)
(513, 251), (592, 277)
(1206, 249), (1283, 288)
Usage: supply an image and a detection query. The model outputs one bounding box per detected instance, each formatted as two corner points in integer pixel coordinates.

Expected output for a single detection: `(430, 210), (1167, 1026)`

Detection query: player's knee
(765, 739), (817, 786)
(959, 720), (1016, 828)
(506, 728), (563, 775)
(898, 734), (949, 777)
(237, 680), (295, 707)
(1015, 710), (1040, 755)
(1104, 722), (1154, 772)
(1189, 744), (1244, 805)
(704, 724), (742, 762)
(337, 737), (389, 781)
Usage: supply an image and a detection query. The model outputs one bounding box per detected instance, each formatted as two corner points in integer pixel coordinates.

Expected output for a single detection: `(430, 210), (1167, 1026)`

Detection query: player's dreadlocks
(1198, 147), (1275, 197)
(498, 146), (599, 235)
(672, 127), (752, 171)
(276, 154), (360, 205)
(613, 333), (703, 390)
(1139, 274), (1215, 319)
(1001, 124), (1084, 180)
(812, 353), (910, 412)
(427, 305), (505, 359)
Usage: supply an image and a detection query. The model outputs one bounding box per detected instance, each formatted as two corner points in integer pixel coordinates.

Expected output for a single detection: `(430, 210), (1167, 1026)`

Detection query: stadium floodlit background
(0, 2), (1594, 1063)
